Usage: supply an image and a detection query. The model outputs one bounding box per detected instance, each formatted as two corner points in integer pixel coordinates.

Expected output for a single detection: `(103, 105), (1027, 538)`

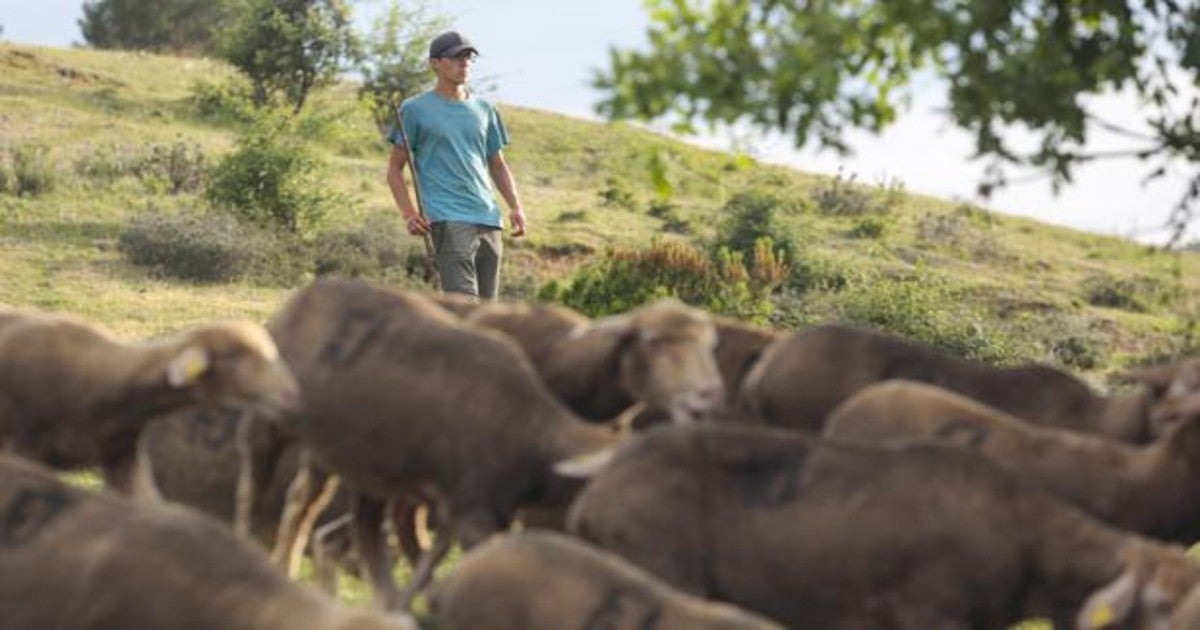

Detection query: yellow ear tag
(168, 347), (210, 387)
(1089, 604), (1114, 628)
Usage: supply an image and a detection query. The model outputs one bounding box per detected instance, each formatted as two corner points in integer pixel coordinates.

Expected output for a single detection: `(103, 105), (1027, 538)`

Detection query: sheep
(464, 298), (727, 424)
(260, 278), (619, 610)
(0, 310), (300, 498)
(432, 531), (786, 630)
(566, 423), (1200, 629)
(739, 323), (1182, 440)
(823, 380), (1200, 542)
(0, 452), (416, 630)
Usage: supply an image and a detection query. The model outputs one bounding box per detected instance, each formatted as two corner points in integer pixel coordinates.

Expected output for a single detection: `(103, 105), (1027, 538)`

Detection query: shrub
(597, 178), (636, 210)
(190, 77), (257, 123)
(137, 140), (206, 194)
(309, 213), (417, 280)
(118, 211), (300, 284)
(205, 115), (343, 236)
(787, 250), (856, 294)
(9, 144), (58, 197)
(648, 199), (691, 234)
(831, 273), (1031, 364)
(712, 188), (800, 265)
(811, 169), (903, 216)
(540, 239), (786, 323)
(1081, 274), (1174, 312)
(849, 215), (889, 239)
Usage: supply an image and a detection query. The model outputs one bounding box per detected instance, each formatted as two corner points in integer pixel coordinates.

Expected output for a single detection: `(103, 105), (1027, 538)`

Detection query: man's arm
(387, 144), (430, 235)
(487, 150), (526, 237)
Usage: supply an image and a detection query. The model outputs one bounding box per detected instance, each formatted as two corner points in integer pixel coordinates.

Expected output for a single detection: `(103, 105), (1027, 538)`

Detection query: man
(387, 30), (527, 300)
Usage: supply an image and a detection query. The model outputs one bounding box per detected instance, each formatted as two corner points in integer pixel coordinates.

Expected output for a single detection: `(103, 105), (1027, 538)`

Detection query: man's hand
(509, 208), (527, 237)
(405, 213), (431, 236)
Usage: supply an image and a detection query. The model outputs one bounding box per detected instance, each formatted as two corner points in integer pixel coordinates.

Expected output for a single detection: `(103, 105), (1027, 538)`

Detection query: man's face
(432, 50), (477, 85)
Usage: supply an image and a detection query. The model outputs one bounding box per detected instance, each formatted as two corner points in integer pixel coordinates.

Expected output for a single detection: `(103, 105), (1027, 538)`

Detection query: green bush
(831, 274), (1031, 364)
(0, 161), (12, 195)
(597, 178), (636, 210)
(190, 77), (257, 123)
(205, 115), (343, 236)
(137, 140), (207, 194)
(811, 169), (903, 216)
(849, 215), (889, 239)
(1082, 274), (1174, 312)
(648, 199), (691, 234)
(787, 250), (855, 294)
(712, 188), (800, 265)
(8, 144), (58, 197)
(118, 211), (300, 284)
(539, 239), (786, 323)
(309, 213), (418, 280)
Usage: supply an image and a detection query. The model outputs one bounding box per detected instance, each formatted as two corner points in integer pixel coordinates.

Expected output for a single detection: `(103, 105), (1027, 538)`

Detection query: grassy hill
(2, 42), (1198, 381)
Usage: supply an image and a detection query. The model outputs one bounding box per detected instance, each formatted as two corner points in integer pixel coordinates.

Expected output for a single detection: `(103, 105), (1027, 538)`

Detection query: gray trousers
(431, 222), (503, 300)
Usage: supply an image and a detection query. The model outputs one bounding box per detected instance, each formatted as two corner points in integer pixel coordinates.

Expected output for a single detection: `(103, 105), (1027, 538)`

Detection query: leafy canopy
(222, 0), (359, 113)
(79, 0), (239, 54)
(597, 0), (1200, 241)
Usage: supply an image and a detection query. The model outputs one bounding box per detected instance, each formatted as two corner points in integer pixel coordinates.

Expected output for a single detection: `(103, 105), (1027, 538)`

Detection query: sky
(3, 0), (1197, 244)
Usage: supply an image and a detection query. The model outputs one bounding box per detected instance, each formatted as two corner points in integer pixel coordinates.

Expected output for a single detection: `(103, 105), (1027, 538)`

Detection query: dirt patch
(1, 48), (125, 89)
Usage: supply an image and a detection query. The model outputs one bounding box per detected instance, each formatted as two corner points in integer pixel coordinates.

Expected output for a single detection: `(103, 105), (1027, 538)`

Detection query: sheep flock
(4, 276), (1200, 629)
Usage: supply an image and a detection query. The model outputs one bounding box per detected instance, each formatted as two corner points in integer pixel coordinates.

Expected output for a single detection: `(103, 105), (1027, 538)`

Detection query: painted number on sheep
(0, 485), (72, 549)
(582, 588), (662, 630)
(320, 309), (391, 367)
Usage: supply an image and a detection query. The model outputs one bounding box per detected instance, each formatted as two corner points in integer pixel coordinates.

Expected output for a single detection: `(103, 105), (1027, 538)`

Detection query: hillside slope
(1, 43), (1196, 378)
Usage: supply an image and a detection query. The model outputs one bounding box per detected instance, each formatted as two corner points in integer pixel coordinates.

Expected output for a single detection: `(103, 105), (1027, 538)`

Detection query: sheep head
(166, 321), (301, 420)
(589, 300), (727, 424)
(1128, 358), (1200, 438)
(1077, 542), (1200, 630)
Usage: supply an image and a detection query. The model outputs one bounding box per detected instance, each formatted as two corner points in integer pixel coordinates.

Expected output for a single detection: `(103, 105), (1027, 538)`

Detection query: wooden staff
(395, 108), (440, 289)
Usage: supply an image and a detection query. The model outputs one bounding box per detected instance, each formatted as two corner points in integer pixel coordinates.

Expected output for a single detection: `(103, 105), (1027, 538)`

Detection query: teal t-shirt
(389, 92), (509, 227)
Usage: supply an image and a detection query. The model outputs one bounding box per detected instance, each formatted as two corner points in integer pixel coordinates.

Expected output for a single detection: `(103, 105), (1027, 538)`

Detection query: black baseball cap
(429, 31), (478, 59)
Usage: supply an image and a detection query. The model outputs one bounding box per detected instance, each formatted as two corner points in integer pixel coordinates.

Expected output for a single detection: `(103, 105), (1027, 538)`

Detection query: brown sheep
(465, 298), (726, 424)
(432, 531), (786, 630)
(263, 279), (618, 609)
(739, 323), (1181, 440)
(0, 453), (416, 630)
(0, 310), (300, 497)
(823, 380), (1200, 542)
(566, 423), (1200, 629)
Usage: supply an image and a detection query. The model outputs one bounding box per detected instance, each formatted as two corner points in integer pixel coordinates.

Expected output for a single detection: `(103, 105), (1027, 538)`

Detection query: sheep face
(1132, 358), (1200, 439)
(172, 322), (301, 420)
(1077, 544), (1200, 630)
(615, 302), (726, 424)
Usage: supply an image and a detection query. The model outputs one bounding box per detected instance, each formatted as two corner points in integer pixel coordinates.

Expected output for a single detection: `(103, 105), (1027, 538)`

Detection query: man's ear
(167, 346), (210, 388)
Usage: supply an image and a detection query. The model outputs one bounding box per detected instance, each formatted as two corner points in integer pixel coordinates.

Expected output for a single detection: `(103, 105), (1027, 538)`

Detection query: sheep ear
(1076, 567), (1140, 629)
(553, 447), (616, 479)
(167, 346), (210, 388)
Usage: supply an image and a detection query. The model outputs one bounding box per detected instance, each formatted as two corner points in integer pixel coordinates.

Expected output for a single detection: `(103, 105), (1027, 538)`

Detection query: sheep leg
(271, 449), (338, 576)
(352, 494), (403, 610)
(233, 411), (257, 539)
(286, 471), (338, 578)
(392, 494), (425, 566)
(396, 496), (455, 611)
(311, 512), (354, 594)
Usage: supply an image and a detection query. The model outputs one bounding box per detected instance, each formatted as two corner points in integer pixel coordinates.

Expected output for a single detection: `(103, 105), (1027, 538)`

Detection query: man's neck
(434, 81), (468, 101)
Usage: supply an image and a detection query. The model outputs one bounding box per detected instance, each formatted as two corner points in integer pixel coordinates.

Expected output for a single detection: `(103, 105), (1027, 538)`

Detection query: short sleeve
(388, 102), (418, 150)
(485, 104), (509, 157)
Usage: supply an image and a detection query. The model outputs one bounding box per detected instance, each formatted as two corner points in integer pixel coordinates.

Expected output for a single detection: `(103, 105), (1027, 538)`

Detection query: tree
(357, 0), (448, 133)
(78, 0), (237, 54)
(223, 0), (359, 113)
(597, 0), (1200, 242)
